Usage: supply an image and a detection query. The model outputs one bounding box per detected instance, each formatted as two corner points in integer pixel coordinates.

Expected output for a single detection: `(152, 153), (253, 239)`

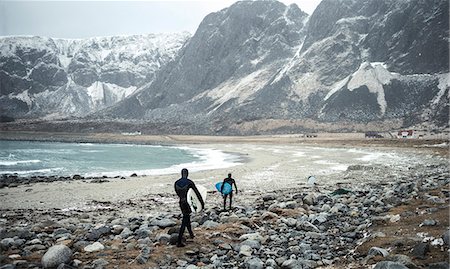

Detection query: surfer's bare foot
(189, 234), (195, 239)
(177, 242), (186, 247)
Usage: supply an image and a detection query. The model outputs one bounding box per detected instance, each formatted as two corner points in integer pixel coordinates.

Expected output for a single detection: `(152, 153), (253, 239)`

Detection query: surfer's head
(228, 173), (232, 178)
(181, 168), (188, 178)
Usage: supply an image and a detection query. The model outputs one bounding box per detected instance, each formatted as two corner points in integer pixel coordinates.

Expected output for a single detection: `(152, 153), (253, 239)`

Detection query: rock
(296, 221), (320, 233)
(239, 245), (253, 256)
(156, 233), (171, 244)
(239, 233), (263, 242)
(72, 175), (82, 180)
(368, 247), (389, 257)
(91, 258), (109, 269)
(0, 264), (15, 269)
(427, 262), (450, 269)
(309, 213), (328, 224)
(134, 228), (150, 239)
(111, 225), (124, 235)
(135, 246), (151, 264)
(202, 220), (219, 229)
(261, 212), (279, 220)
(241, 239), (261, 250)
(420, 219), (438, 226)
(411, 242), (429, 259)
(41, 245), (73, 268)
(281, 259), (299, 269)
(373, 261), (409, 269)
(262, 194), (276, 201)
(119, 227), (133, 239)
(72, 241), (89, 252)
(84, 242), (105, 252)
(284, 201), (297, 209)
(1, 238), (14, 250)
(150, 218), (176, 228)
(169, 234), (178, 245)
(266, 258), (277, 267)
(86, 226), (111, 241)
(443, 229), (450, 246)
(389, 215), (401, 223)
(303, 194), (316, 206)
(385, 254), (417, 268)
(245, 257), (264, 269)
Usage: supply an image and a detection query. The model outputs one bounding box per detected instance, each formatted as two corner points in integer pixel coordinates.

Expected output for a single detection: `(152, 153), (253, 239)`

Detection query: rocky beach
(0, 133), (449, 269)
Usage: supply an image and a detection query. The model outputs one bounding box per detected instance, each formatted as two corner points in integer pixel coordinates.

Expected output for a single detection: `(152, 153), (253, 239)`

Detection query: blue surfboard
(215, 182), (232, 195)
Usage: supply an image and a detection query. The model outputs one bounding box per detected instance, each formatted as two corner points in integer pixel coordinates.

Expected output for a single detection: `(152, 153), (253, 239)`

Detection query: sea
(0, 140), (240, 177)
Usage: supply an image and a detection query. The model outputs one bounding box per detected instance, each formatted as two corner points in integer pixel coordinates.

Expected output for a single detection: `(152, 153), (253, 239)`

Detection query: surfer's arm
(233, 179), (238, 193)
(191, 183), (205, 208)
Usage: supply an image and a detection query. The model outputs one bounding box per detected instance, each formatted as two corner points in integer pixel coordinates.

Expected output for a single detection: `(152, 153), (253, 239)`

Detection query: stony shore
(0, 134), (449, 269)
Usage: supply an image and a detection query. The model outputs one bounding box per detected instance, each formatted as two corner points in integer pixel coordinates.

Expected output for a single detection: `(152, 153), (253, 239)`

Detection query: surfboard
(215, 182), (232, 195)
(187, 184), (207, 213)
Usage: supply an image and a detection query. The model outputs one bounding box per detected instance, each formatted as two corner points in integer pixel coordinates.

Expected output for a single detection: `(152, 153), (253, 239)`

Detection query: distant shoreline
(1, 130), (448, 149)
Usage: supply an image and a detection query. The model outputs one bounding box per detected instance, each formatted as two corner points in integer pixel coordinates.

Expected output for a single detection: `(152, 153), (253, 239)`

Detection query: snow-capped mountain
(1, 0), (448, 134)
(100, 0), (448, 134)
(0, 33), (190, 119)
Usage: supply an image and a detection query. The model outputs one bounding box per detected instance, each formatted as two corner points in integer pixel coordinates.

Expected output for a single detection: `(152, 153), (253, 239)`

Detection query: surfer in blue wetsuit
(174, 168), (204, 247)
(221, 173), (238, 211)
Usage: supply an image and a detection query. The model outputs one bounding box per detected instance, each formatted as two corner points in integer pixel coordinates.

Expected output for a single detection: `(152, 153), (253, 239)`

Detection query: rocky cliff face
(100, 0), (448, 134)
(0, 33), (190, 119)
(1, 0), (448, 134)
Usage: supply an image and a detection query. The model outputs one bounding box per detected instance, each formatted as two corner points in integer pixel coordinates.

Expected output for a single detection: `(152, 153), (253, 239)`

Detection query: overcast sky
(0, 0), (322, 39)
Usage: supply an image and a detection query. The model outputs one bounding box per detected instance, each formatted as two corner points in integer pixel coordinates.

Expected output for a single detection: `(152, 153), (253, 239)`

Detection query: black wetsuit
(221, 177), (238, 210)
(174, 176), (204, 246)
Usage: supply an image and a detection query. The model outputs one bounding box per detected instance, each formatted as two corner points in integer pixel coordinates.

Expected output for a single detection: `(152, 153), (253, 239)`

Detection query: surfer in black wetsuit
(221, 173), (238, 211)
(174, 168), (204, 247)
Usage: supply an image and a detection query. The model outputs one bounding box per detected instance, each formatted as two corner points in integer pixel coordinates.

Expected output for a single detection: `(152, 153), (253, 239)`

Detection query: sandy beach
(0, 132), (448, 268)
(1, 133), (447, 212)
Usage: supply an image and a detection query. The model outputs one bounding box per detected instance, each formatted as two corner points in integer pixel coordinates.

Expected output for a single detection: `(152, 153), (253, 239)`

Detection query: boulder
(41, 245), (73, 268)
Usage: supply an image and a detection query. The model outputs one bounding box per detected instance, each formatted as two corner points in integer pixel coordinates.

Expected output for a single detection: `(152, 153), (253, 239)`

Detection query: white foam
(0, 160), (41, 166)
(85, 146), (242, 177)
(2, 168), (63, 175)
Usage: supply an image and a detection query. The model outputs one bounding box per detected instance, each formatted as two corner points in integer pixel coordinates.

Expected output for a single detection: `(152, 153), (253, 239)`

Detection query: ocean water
(0, 140), (239, 177)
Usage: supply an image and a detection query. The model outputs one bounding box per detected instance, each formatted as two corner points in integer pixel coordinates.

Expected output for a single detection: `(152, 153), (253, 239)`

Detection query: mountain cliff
(101, 0), (448, 134)
(0, 33), (190, 119)
(1, 0), (448, 134)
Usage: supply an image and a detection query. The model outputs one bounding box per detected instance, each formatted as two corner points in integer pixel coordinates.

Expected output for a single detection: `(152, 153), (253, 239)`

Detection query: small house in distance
(397, 130), (414, 139)
(365, 131), (383, 138)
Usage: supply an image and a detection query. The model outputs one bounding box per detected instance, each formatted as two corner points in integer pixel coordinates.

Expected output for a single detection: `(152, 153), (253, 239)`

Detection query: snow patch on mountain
(433, 73), (450, 105)
(324, 76), (350, 101)
(347, 62), (398, 115)
(9, 90), (33, 107)
(203, 68), (274, 113)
